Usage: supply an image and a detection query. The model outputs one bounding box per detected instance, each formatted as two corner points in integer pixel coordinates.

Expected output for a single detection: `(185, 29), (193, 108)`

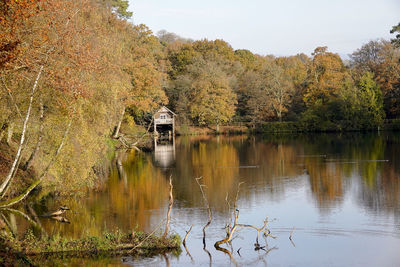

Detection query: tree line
(0, 0), (399, 198)
(162, 34), (400, 131)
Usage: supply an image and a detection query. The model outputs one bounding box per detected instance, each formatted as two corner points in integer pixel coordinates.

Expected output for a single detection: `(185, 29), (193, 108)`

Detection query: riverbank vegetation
(0, 228), (180, 265)
(0, 0), (399, 211)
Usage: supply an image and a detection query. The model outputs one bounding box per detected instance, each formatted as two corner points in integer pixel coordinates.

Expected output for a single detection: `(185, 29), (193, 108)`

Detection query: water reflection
(153, 137), (176, 169)
(9, 132), (400, 265)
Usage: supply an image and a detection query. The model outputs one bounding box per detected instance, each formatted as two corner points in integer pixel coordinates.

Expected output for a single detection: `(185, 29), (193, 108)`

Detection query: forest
(0, 0), (400, 198)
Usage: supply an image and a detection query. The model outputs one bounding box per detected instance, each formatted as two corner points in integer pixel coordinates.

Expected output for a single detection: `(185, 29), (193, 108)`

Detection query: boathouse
(153, 106), (176, 136)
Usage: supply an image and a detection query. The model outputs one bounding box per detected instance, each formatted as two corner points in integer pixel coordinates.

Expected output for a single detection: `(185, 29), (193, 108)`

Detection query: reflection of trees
(17, 132), (400, 239)
(172, 136), (241, 210)
(301, 132), (400, 215)
(357, 133), (400, 216)
(305, 159), (344, 209)
(36, 150), (170, 238)
(173, 135), (304, 211)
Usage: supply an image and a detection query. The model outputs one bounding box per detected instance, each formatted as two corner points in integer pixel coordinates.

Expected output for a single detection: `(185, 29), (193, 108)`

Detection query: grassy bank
(0, 229), (180, 265)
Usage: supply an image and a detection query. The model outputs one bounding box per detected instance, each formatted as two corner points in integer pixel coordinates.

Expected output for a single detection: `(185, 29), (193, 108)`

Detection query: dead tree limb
(182, 225), (193, 246)
(0, 65), (44, 196)
(162, 176), (173, 239)
(112, 107), (125, 139)
(182, 225), (194, 262)
(195, 177), (212, 248)
(214, 183), (275, 249)
(214, 245), (238, 267)
(132, 117), (154, 146)
(183, 240), (194, 263)
(203, 246), (212, 267)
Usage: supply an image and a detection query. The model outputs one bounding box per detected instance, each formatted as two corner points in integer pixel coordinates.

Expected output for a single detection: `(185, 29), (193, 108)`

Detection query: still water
(20, 133), (400, 265)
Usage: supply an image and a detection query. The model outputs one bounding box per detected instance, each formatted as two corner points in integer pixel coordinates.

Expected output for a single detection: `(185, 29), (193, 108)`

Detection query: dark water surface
(18, 133), (400, 266)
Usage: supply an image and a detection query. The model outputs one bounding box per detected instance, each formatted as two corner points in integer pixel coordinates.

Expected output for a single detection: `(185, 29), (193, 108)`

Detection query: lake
(14, 133), (400, 266)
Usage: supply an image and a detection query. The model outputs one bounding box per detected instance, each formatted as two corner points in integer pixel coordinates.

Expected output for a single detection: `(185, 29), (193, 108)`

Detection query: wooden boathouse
(153, 106), (176, 136)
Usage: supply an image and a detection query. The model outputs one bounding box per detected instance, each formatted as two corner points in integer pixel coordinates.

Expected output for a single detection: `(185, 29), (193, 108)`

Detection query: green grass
(0, 228), (181, 257)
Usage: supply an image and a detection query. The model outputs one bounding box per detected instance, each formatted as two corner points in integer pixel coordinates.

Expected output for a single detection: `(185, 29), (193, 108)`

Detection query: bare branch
(182, 225), (193, 246)
(195, 177), (212, 248)
(215, 183), (275, 250)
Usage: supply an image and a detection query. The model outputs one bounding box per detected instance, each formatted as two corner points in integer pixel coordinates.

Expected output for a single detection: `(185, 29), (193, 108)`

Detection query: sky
(128, 0), (400, 57)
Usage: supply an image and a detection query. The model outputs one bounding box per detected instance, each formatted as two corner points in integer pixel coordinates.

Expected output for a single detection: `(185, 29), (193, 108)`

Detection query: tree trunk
(22, 100), (44, 171)
(0, 65), (44, 196)
(112, 107), (125, 139)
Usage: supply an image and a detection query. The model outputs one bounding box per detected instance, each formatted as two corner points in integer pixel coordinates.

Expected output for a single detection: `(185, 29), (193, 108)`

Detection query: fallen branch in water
(195, 177), (212, 248)
(114, 117), (154, 152)
(214, 183), (275, 250)
(182, 225), (193, 246)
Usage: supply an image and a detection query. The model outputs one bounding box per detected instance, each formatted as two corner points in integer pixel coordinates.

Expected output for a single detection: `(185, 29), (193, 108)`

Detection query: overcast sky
(128, 0), (400, 57)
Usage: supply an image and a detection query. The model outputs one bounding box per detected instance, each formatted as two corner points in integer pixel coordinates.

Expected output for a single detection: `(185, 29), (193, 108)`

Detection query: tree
(276, 55), (308, 120)
(173, 57), (237, 127)
(349, 40), (385, 74)
(157, 30), (192, 44)
(103, 0), (133, 19)
(304, 47), (349, 106)
(266, 64), (294, 121)
(350, 40), (400, 118)
(113, 24), (168, 138)
(357, 72), (384, 127)
(390, 22), (400, 48)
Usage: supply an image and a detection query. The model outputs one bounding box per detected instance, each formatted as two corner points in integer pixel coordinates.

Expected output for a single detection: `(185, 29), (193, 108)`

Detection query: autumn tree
(276, 55), (308, 120)
(304, 47), (349, 106)
(172, 57), (237, 128)
(112, 24), (168, 138)
(350, 40), (400, 118)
